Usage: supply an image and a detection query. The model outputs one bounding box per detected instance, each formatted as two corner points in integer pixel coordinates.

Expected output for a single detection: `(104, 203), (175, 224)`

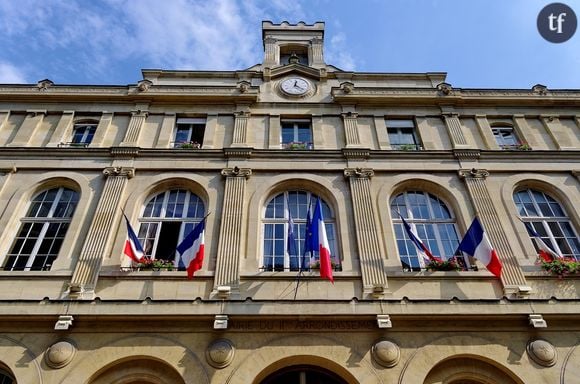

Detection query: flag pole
(293, 196), (311, 300)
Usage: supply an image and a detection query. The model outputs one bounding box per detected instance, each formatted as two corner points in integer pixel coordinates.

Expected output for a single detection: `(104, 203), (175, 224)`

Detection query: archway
(88, 357), (185, 384)
(259, 364), (349, 384)
(423, 356), (525, 384)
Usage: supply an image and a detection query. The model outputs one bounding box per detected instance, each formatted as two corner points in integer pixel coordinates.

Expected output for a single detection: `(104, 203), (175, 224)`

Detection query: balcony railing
(58, 142), (90, 148)
(281, 141), (314, 150)
(172, 141), (201, 149)
(391, 143), (423, 151)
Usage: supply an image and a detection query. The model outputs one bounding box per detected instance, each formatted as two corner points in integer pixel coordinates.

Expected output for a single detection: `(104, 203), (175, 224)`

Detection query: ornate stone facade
(0, 21), (578, 384)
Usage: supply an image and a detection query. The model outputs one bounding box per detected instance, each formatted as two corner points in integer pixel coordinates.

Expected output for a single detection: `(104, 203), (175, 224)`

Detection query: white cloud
(326, 33), (357, 70)
(0, 61), (28, 83)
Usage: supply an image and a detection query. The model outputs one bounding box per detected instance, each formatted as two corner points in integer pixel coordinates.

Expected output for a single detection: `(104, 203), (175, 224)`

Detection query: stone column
(8, 110), (46, 146)
(69, 166), (135, 298)
(232, 111), (250, 146)
(263, 37), (277, 67)
(442, 113), (469, 149)
(342, 112), (361, 147)
(120, 110), (148, 146)
(213, 167), (251, 297)
(47, 111), (75, 147)
(458, 169), (528, 294)
(344, 168), (388, 296)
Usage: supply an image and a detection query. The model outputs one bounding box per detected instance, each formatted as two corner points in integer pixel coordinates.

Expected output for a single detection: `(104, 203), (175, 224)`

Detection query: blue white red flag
(399, 214), (440, 262)
(177, 219), (205, 279)
(311, 198), (334, 282)
(287, 204), (298, 269)
(522, 221), (561, 262)
(456, 218), (502, 278)
(123, 214), (144, 263)
(302, 205), (314, 271)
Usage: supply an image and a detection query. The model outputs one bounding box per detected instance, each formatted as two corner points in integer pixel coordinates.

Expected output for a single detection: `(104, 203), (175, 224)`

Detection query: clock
(280, 77), (311, 96)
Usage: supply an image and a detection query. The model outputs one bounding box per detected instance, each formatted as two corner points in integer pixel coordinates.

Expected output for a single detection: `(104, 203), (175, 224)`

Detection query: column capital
(221, 167), (251, 178)
(341, 112), (359, 119)
(234, 110), (251, 117)
(130, 110), (148, 117)
(344, 167), (374, 179)
(458, 168), (489, 179)
(103, 166), (135, 179)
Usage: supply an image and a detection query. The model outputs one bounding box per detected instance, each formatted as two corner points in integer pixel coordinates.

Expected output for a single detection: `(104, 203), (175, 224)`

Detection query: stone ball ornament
(372, 339), (400, 368)
(527, 339), (557, 367)
(45, 340), (76, 369)
(206, 338), (235, 369)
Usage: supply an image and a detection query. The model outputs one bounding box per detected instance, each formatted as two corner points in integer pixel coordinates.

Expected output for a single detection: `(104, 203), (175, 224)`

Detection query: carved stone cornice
(458, 168), (489, 179)
(103, 166), (135, 179)
(224, 148), (252, 158)
(344, 167), (374, 179)
(110, 147), (139, 157)
(453, 149), (480, 160)
(221, 167), (251, 178)
(136, 79), (153, 92)
(342, 148), (370, 159)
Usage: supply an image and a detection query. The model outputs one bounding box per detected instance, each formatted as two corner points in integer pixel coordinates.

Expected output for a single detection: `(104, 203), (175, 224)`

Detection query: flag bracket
(377, 315), (392, 329)
(372, 285), (385, 298)
(529, 314), (547, 328)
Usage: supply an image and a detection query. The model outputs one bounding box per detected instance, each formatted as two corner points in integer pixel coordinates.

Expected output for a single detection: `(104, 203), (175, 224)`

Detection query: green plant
(425, 258), (462, 271)
(178, 141), (200, 149)
(517, 143), (531, 151)
(309, 259), (341, 271)
(540, 258), (579, 278)
(287, 142), (307, 150)
(397, 144), (418, 151)
(136, 258), (175, 271)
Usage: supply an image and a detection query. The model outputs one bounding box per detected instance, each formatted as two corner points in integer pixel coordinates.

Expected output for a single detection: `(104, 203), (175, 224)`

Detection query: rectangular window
(281, 119), (313, 149)
(70, 123), (97, 146)
(173, 118), (206, 148)
(492, 126), (519, 148)
(386, 119), (421, 150)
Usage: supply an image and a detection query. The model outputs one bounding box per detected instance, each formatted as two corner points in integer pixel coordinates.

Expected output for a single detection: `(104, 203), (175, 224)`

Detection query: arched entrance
(88, 358), (185, 384)
(260, 364), (348, 384)
(423, 356), (525, 384)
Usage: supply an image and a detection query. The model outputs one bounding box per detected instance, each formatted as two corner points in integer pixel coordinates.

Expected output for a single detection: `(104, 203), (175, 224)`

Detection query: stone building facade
(0, 21), (579, 383)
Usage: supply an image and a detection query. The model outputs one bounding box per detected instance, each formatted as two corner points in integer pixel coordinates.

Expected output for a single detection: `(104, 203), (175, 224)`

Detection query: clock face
(280, 77), (310, 96)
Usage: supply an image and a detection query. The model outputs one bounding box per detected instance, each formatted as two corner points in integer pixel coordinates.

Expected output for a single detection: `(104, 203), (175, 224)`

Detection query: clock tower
(262, 21), (326, 69)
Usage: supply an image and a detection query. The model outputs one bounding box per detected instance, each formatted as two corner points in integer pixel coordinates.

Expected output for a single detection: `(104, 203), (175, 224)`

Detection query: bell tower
(262, 21), (326, 69)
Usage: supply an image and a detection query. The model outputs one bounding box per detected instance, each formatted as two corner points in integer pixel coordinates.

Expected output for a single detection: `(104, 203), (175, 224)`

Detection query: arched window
(391, 191), (464, 271)
(4, 187), (79, 271)
(71, 120), (98, 145)
(0, 367), (14, 384)
(262, 191), (337, 271)
(514, 188), (580, 259)
(138, 189), (205, 262)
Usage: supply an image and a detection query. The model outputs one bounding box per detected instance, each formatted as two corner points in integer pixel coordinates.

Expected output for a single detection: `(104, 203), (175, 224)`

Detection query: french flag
(399, 214), (441, 262)
(311, 198), (334, 283)
(123, 214), (144, 263)
(177, 219), (205, 279)
(456, 218), (502, 278)
(522, 221), (561, 262)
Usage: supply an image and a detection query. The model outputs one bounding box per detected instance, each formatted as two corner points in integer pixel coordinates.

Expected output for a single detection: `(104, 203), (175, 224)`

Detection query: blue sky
(0, 0), (579, 89)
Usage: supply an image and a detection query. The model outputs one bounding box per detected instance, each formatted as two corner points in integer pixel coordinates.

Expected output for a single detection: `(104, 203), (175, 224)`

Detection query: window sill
(0, 270), (72, 277)
(243, 271), (358, 279)
(100, 270), (214, 278)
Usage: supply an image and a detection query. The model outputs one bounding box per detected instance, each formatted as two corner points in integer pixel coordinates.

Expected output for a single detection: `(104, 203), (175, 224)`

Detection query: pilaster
(69, 166), (135, 299)
(540, 115), (574, 150)
(8, 110), (46, 146)
(155, 113), (176, 148)
(47, 111), (75, 147)
(344, 168), (388, 296)
(342, 112), (361, 147)
(0, 166), (17, 197)
(213, 167), (252, 297)
(0, 110), (10, 146)
(264, 37), (278, 67)
(120, 110), (148, 146)
(310, 37), (324, 67)
(512, 115), (538, 148)
(90, 112), (114, 147)
(203, 114), (218, 149)
(474, 114), (499, 150)
(232, 111), (250, 146)
(442, 112), (469, 149)
(312, 115), (324, 149)
(458, 168), (528, 295)
(268, 115), (281, 149)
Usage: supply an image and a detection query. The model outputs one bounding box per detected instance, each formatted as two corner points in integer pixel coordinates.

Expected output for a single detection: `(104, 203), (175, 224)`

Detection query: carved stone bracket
(221, 167), (251, 178)
(453, 149), (481, 160)
(437, 82), (453, 96)
(532, 84), (548, 95)
(110, 147), (139, 157)
(137, 79), (153, 92)
(342, 148), (370, 159)
(237, 81), (251, 93)
(344, 167), (374, 179)
(37, 79), (54, 91)
(458, 168), (489, 179)
(103, 167), (135, 179)
(340, 81), (354, 94)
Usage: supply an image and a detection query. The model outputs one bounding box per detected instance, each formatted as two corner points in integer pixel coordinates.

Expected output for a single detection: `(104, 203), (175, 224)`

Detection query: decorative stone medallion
(527, 339), (557, 367)
(206, 338), (235, 369)
(45, 340), (76, 369)
(372, 339), (400, 368)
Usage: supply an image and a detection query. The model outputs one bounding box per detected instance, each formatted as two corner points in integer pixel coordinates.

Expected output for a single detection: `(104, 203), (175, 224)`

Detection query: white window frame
(4, 187), (79, 271)
(492, 125), (520, 148)
(280, 119), (313, 149)
(391, 191), (465, 271)
(173, 118), (206, 148)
